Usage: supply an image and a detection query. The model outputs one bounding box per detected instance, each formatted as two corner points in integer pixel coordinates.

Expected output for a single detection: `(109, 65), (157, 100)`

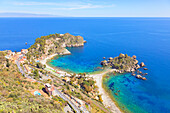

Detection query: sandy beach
(40, 53), (59, 71)
(89, 69), (121, 113)
(40, 49), (72, 76)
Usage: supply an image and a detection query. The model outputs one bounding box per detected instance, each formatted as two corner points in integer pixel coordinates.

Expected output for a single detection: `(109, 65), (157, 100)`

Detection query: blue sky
(0, 0), (170, 17)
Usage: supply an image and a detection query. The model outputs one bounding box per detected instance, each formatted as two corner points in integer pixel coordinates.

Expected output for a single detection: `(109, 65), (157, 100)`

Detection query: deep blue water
(0, 17), (170, 113)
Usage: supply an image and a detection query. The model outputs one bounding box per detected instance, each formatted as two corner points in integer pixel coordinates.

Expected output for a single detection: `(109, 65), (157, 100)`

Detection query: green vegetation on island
(101, 54), (139, 73)
(101, 53), (148, 80)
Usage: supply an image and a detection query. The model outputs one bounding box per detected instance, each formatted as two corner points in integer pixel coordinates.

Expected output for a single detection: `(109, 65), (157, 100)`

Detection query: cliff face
(27, 33), (85, 59)
(61, 33), (84, 47)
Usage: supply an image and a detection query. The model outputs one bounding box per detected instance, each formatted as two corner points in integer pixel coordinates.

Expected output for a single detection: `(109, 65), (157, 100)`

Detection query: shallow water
(0, 17), (170, 113)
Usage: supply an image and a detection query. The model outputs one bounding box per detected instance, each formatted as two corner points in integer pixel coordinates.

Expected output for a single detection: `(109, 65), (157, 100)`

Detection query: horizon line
(0, 16), (170, 18)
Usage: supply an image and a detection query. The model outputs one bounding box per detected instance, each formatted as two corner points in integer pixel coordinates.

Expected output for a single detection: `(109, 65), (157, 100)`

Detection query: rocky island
(101, 53), (148, 80)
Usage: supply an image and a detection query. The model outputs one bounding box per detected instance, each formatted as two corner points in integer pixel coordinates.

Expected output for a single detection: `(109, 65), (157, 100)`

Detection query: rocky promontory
(27, 33), (85, 60)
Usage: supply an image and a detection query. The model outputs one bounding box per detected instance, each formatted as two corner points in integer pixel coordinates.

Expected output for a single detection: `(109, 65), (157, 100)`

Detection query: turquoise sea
(0, 17), (170, 113)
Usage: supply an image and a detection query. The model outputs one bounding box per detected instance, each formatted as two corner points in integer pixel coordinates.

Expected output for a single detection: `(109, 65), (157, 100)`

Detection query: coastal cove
(0, 17), (170, 113)
(103, 73), (148, 113)
(38, 47), (122, 112)
(48, 47), (103, 74)
(46, 50), (148, 113)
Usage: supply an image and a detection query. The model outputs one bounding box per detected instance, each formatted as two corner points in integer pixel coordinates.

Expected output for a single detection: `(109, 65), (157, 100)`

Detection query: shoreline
(89, 69), (122, 113)
(40, 49), (72, 76)
(40, 51), (122, 113)
(102, 74), (130, 113)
